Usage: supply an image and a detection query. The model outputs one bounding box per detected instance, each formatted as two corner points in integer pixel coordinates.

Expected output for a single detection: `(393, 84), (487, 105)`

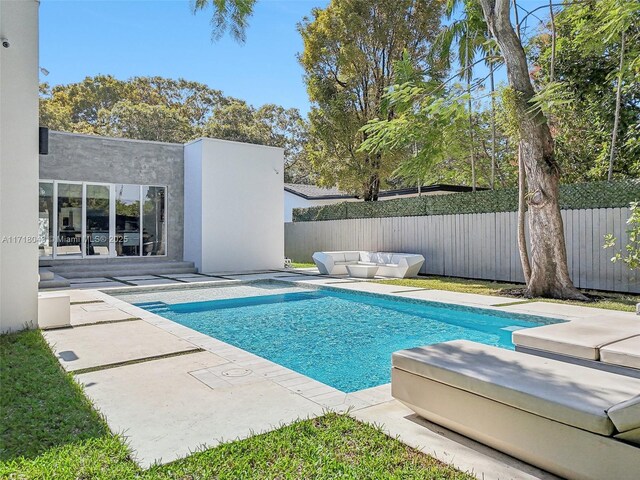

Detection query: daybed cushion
(615, 427), (640, 445)
(392, 340), (640, 436)
(600, 335), (640, 370)
(512, 321), (640, 360)
(608, 395), (640, 435)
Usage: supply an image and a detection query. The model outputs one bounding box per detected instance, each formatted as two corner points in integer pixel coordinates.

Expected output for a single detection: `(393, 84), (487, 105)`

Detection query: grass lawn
(290, 262), (316, 268)
(377, 276), (640, 312)
(0, 330), (472, 479)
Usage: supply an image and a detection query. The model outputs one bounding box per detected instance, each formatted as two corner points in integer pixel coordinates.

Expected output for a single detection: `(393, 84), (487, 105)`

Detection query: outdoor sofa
(392, 340), (640, 480)
(312, 251), (424, 278)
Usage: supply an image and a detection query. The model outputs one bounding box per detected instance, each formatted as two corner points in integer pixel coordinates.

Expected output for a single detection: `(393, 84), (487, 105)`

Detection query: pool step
(135, 301), (170, 313)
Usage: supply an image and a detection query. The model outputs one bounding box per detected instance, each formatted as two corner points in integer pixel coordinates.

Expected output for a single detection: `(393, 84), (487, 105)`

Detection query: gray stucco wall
(39, 131), (185, 261)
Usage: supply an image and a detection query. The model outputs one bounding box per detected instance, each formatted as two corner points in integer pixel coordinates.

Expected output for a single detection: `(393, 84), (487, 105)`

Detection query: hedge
(292, 179), (640, 222)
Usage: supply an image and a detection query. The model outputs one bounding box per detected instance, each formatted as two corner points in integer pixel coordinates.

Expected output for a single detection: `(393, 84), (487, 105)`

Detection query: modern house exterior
(38, 131), (285, 274)
(284, 183), (478, 222)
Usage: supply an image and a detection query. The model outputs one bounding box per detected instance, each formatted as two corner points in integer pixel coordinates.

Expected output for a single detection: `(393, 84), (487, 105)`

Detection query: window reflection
(57, 183), (82, 256)
(115, 184), (141, 257)
(38, 182), (54, 257)
(142, 186), (166, 256)
(40, 181), (167, 258)
(86, 185), (110, 256)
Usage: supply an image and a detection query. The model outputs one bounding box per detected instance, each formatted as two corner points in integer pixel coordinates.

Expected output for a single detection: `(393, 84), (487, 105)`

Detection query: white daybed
(392, 340), (640, 480)
(512, 320), (640, 378)
(312, 251), (424, 278)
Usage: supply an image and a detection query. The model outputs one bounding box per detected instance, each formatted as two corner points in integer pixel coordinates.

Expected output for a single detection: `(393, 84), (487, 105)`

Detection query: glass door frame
(54, 180), (84, 259)
(40, 180), (168, 260)
(84, 182), (115, 259)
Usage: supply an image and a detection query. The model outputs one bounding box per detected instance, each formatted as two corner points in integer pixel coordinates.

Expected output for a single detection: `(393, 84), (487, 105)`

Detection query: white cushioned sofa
(311, 251), (424, 278)
(392, 340), (640, 480)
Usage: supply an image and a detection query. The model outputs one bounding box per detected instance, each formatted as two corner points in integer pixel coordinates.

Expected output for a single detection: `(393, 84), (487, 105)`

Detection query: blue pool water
(135, 287), (558, 392)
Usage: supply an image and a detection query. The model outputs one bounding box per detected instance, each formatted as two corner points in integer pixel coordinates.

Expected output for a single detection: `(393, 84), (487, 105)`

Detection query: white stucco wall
(184, 138), (284, 272)
(0, 1), (39, 333)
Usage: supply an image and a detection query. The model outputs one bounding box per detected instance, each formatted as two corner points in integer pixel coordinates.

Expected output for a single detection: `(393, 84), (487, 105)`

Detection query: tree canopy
(298, 0), (445, 200)
(39, 75), (313, 183)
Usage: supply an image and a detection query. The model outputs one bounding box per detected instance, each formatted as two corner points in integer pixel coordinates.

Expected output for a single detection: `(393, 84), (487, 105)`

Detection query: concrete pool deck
(40, 270), (638, 478)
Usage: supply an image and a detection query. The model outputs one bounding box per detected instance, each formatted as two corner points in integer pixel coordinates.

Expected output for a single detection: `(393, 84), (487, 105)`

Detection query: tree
(298, 0), (444, 200)
(204, 100), (313, 183)
(192, 0), (257, 42)
(478, 0), (585, 299)
(39, 75), (225, 139)
(98, 100), (193, 143)
(431, 0), (507, 191)
(39, 75), (313, 181)
(604, 201), (640, 271)
(529, 0), (640, 182)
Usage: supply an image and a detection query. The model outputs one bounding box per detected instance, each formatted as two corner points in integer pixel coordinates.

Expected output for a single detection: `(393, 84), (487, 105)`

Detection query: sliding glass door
(56, 183), (83, 257)
(142, 186), (166, 256)
(115, 184), (141, 257)
(38, 180), (167, 259)
(38, 182), (54, 258)
(85, 184), (111, 257)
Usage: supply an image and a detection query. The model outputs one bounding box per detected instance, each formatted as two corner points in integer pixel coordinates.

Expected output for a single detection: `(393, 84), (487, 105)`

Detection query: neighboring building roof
(284, 183), (356, 200)
(378, 184), (482, 198)
(285, 183), (480, 200)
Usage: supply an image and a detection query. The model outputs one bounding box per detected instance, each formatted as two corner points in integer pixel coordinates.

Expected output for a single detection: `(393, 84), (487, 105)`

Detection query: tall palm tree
(431, 0), (501, 191)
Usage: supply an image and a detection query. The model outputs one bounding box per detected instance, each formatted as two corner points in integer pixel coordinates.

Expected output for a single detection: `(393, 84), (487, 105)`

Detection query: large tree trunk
(364, 154), (381, 201)
(517, 144), (531, 283)
(479, 0), (586, 300)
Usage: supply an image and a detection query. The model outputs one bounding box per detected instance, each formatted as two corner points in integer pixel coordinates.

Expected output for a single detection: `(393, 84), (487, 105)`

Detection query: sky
(40, 0), (328, 114)
(40, 0), (552, 115)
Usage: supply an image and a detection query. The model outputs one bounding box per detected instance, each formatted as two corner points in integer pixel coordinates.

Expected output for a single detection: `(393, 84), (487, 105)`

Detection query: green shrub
(292, 180), (640, 222)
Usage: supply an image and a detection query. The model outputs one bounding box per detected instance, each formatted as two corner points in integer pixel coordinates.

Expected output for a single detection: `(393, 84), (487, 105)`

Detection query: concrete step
(44, 260), (198, 280)
(48, 260), (195, 273)
(56, 267), (198, 280)
(39, 274), (71, 290)
(39, 268), (55, 281)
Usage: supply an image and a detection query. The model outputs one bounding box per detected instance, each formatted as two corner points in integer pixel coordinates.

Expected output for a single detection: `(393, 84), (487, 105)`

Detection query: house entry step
(42, 260), (197, 280)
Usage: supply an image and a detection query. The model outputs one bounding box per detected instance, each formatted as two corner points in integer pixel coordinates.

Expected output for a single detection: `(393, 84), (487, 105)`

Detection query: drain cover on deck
(221, 368), (252, 377)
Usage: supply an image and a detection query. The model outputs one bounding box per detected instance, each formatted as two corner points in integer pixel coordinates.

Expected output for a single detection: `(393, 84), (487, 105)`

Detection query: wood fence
(285, 208), (639, 293)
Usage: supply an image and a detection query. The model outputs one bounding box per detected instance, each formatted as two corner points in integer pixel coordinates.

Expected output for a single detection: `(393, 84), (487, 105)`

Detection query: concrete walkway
(41, 270), (638, 477)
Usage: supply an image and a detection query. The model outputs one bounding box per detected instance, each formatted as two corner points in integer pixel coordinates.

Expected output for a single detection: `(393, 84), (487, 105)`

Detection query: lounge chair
(513, 320), (640, 378)
(312, 251), (424, 278)
(391, 340), (640, 480)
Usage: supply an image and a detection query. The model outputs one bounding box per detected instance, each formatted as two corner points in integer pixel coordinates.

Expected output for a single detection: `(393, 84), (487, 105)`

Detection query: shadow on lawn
(0, 330), (110, 461)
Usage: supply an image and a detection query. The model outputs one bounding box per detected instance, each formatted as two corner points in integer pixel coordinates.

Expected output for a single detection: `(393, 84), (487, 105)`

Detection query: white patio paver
(317, 281), (426, 295)
(76, 351), (325, 467)
(498, 300), (638, 321)
(44, 320), (198, 372)
(66, 289), (105, 304)
(69, 280), (124, 289)
(392, 288), (511, 307)
(69, 303), (137, 326)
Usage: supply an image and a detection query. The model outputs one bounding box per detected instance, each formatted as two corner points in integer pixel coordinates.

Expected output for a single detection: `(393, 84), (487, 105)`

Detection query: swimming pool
(124, 281), (559, 392)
